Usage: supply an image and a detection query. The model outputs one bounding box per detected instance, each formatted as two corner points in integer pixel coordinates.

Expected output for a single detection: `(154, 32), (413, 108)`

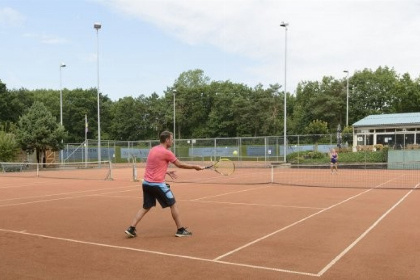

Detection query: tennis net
(141, 161), (420, 190)
(0, 161), (113, 180)
(271, 162), (420, 190)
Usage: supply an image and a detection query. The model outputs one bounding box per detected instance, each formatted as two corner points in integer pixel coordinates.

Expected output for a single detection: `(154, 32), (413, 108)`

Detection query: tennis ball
(233, 150), (238, 155)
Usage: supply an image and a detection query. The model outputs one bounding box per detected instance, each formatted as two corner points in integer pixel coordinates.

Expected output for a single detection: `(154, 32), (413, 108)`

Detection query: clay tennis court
(1, 165), (419, 279)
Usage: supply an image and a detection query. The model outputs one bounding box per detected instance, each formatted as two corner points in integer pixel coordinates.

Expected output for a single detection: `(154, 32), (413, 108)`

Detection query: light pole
(59, 63), (66, 164)
(343, 70), (349, 127)
(280, 21), (288, 162)
(173, 89), (176, 155)
(94, 22), (101, 163)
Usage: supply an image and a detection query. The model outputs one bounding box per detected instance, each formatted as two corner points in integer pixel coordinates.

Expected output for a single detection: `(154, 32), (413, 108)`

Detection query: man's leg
(170, 203), (182, 229)
(171, 203), (192, 237)
(131, 207), (150, 227)
(125, 207), (150, 237)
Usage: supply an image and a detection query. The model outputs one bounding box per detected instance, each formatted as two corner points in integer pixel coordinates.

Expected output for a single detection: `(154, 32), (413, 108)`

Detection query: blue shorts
(142, 181), (176, 209)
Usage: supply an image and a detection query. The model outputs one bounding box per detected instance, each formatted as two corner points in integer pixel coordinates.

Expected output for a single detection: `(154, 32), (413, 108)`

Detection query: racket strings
(214, 159), (235, 176)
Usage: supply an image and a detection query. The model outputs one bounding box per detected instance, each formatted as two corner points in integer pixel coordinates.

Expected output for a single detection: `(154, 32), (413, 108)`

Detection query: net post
(132, 165), (138, 182)
(271, 165), (274, 183)
(132, 156), (139, 182)
(105, 161), (113, 181)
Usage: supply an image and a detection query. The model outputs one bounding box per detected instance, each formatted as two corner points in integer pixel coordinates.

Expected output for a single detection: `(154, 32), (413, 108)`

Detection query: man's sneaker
(175, 227), (192, 237)
(125, 226), (137, 238)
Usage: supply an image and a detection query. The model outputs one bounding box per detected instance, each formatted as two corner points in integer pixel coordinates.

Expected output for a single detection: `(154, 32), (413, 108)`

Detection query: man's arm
(172, 159), (203, 171)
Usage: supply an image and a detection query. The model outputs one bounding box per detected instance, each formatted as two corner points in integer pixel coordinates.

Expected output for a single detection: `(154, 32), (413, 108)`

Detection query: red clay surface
(1, 167), (419, 279)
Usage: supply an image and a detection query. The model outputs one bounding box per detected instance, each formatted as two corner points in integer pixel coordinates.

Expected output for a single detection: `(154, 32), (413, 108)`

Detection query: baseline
(0, 228), (319, 277)
(0, 185), (138, 207)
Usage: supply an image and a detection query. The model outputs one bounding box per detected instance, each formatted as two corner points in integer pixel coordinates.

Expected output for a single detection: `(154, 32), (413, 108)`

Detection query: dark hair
(159, 131), (173, 143)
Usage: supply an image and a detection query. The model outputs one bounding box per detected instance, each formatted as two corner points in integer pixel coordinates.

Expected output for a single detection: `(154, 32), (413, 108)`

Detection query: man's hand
(166, 170), (177, 179)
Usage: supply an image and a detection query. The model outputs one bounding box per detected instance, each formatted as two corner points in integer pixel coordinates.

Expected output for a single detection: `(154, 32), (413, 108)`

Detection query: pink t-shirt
(144, 145), (177, 183)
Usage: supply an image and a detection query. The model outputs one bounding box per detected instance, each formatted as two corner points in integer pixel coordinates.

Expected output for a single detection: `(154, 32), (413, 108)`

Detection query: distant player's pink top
(144, 145), (177, 183)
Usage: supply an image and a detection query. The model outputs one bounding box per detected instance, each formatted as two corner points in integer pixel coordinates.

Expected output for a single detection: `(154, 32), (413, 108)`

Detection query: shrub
(287, 149), (387, 164)
(0, 131), (19, 161)
(287, 150), (325, 163)
(374, 144), (384, 151)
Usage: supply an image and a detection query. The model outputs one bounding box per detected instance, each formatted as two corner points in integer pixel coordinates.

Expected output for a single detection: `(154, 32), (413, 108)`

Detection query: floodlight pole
(343, 70), (349, 127)
(59, 63), (66, 164)
(94, 22), (101, 163)
(280, 21), (289, 162)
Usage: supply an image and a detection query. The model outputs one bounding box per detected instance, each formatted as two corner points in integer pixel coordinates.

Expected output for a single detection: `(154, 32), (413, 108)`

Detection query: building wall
(353, 126), (420, 151)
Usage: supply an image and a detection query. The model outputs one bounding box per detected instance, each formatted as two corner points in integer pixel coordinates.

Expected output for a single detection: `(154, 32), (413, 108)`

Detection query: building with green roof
(352, 112), (420, 150)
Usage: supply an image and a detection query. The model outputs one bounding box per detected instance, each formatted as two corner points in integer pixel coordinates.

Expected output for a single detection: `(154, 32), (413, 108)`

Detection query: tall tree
(391, 73), (420, 112)
(143, 92), (169, 139)
(350, 67), (398, 122)
(109, 96), (139, 141)
(0, 85), (34, 132)
(309, 76), (345, 130)
(171, 69), (212, 138)
(15, 101), (66, 163)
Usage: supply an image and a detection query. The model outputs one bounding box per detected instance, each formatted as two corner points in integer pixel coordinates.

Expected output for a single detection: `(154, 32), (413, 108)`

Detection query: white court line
(317, 183), (420, 276)
(213, 177), (400, 261)
(0, 185), (138, 207)
(187, 199), (325, 210)
(190, 185), (273, 201)
(0, 180), (50, 189)
(0, 185), (137, 203)
(175, 169), (269, 184)
(94, 185), (321, 209)
(0, 228), (319, 277)
(93, 190), (141, 199)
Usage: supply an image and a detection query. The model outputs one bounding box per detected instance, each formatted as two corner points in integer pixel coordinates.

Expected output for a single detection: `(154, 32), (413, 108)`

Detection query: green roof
(353, 113), (420, 127)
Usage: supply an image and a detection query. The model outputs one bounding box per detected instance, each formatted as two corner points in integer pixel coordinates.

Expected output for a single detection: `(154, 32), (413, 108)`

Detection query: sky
(1, 0), (420, 101)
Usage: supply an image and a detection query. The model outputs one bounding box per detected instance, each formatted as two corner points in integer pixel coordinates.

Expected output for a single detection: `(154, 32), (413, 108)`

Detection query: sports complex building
(352, 112), (420, 151)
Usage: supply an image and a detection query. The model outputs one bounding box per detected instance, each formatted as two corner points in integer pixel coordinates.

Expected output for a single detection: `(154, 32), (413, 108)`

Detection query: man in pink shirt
(125, 131), (204, 238)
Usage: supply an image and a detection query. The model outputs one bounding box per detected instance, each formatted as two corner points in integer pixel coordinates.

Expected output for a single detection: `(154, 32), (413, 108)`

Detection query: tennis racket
(204, 158), (235, 176)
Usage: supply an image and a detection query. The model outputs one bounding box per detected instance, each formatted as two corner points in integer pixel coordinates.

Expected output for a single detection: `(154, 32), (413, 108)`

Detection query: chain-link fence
(60, 134), (355, 164)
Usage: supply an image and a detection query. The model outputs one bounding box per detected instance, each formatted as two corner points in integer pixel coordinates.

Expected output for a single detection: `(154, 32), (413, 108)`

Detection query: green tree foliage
(27, 88), (114, 143)
(238, 84), (283, 137)
(206, 86), (236, 137)
(144, 93), (169, 139)
(0, 81), (34, 132)
(1, 66), (420, 142)
(304, 119), (329, 144)
(174, 69), (211, 89)
(349, 67), (398, 122)
(391, 73), (420, 112)
(64, 88), (113, 142)
(170, 69), (212, 139)
(109, 96), (147, 141)
(64, 88), (96, 142)
(305, 119), (329, 134)
(0, 131), (19, 161)
(15, 102), (66, 163)
(293, 77), (344, 133)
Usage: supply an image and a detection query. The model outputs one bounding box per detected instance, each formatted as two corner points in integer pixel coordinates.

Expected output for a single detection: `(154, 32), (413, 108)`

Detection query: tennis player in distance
(125, 131), (204, 238)
(329, 148), (338, 174)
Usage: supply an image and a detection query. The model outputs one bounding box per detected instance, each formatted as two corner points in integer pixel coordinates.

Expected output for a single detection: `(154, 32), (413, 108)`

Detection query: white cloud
(90, 0), (420, 93)
(0, 7), (25, 27)
(23, 32), (68, 45)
